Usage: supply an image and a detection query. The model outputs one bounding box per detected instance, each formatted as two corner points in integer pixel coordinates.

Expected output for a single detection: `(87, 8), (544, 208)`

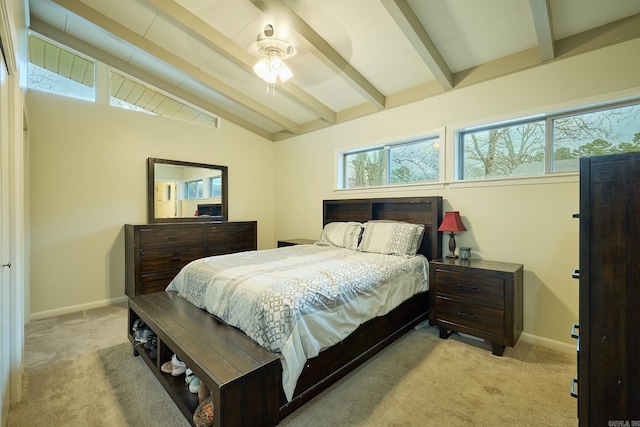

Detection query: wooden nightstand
(277, 238), (316, 248)
(429, 258), (523, 356)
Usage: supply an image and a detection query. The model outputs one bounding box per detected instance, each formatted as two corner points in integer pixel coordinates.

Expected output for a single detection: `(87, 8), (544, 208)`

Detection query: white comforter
(166, 244), (428, 401)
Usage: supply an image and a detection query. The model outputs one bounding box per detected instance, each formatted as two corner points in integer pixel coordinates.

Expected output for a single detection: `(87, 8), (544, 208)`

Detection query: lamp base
(446, 232), (458, 260)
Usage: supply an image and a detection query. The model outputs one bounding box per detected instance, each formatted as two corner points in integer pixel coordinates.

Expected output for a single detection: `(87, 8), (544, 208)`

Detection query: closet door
(0, 46), (11, 424)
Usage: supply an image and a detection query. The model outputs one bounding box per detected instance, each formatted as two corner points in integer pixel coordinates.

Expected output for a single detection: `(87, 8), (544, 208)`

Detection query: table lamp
(437, 211), (467, 258)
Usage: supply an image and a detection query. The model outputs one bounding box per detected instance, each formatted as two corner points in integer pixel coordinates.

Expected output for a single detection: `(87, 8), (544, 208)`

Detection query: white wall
(273, 38), (640, 351)
(27, 92), (275, 319)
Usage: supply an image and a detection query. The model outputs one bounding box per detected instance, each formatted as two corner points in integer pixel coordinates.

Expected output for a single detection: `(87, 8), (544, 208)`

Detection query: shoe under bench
(128, 291), (280, 427)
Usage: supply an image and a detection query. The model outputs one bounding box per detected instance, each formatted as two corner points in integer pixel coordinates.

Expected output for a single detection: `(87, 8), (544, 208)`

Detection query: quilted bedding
(166, 244), (429, 401)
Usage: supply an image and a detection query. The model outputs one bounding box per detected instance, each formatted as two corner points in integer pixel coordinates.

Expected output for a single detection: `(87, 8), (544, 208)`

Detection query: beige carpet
(8, 303), (578, 426)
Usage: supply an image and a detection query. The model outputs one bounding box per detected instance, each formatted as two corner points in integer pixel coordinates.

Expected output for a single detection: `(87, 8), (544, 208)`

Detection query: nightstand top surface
(278, 238), (316, 245)
(430, 258), (522, 273)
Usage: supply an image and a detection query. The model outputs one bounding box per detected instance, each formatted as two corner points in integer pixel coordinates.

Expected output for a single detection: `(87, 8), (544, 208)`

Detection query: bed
(128, 196), (443, 426)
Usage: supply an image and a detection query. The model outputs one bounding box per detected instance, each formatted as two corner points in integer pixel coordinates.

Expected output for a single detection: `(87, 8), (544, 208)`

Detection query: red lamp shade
(438, 211), (467, 258)
(438, 211), (467, 233)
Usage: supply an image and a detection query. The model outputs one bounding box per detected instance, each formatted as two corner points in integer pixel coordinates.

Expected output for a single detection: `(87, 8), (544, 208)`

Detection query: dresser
(125, 221), (257, 296)
(429, 258), (523, 356)
(573, 153), (640, 425)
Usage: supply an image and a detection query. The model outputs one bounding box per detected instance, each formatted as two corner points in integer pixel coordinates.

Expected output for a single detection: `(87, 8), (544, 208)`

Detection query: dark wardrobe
(574, 152), (640, 425)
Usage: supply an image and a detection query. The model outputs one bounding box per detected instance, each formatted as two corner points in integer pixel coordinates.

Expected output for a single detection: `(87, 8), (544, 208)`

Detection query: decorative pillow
(358, 220), (425, 256)
(316, 222), (363, 250)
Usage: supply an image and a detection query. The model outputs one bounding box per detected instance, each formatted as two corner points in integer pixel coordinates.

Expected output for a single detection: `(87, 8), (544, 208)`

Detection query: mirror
(148, 158), (228, 223)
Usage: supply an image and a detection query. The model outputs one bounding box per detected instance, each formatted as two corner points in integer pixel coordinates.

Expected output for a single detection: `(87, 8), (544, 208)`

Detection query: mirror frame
(147, 157), (228, 223)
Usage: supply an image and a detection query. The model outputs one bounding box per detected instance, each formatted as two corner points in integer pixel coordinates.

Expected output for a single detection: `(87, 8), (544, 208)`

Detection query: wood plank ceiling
(28, 0), (640, 141)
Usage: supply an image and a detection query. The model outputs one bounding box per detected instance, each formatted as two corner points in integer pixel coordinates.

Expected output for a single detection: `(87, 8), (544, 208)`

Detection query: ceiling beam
(143, 0), (337, 124)
(529, 0), (555, 62)
(381, 0), (453, 90)
(555, 12), (640, 59)
(248, 0), (386, 110)
(48, 0), (301, 134)
(30, 18), (276, 140)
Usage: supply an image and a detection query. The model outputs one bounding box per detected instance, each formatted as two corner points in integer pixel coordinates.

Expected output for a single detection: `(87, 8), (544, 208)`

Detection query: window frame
(455, 98), (640, 181)
(209, 176), (222, 198)
(27, 30), (220, 129)
(109, 69), (220, 129)
(27, 33), (97, 102)
(337, 129), (445, 190)
(184, 180), (203, 200)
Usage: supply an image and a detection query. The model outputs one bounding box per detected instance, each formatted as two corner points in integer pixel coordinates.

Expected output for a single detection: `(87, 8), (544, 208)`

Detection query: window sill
(446, 172), (579, 189)
(334, 181), (446, 193)
(334, 172), (579, 193)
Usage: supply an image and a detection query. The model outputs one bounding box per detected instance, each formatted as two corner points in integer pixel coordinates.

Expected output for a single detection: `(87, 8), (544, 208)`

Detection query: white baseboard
(29, 296), (129, 322)
(519, 332), (576, 355)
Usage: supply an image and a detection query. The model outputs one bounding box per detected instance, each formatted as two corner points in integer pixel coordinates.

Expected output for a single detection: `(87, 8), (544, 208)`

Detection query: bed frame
(128, 196), (442, 426)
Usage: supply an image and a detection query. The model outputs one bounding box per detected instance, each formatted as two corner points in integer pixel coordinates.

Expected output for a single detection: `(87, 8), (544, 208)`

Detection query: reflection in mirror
(148, 158), (228, 223)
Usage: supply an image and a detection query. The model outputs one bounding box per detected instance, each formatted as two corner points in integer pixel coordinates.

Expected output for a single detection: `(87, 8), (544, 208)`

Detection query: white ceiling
(28, 0), (640, 141)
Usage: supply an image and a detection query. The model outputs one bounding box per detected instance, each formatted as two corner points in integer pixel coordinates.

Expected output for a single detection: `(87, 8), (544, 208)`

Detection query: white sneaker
(171, 354), (186, 376)
(189, 377), (200, 394)
(185, 368), (195, 384)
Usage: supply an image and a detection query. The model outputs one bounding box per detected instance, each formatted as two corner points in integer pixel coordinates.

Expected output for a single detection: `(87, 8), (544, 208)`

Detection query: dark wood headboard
(323, 196), (443, 261)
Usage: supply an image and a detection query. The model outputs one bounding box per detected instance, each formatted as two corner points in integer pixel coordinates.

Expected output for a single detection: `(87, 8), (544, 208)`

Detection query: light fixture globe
(253, 24), (295, 89)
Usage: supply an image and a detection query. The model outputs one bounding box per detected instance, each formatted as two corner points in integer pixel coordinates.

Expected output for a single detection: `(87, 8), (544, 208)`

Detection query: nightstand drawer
(435, 270), (504, 307)
(435, 295), (505, 338)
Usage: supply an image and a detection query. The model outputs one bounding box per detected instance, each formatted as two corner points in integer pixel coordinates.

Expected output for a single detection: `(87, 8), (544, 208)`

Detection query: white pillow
(316, 222), (363, 250)
(358, 221), (425, 256)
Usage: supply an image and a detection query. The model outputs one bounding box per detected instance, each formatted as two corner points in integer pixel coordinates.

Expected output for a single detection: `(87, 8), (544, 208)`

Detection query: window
(27, 32), (221, 128)
(210, 176), (222, 198)
(552, 103), (640, 171)
(460, 120), (545, 179)
(185, 180), (203, 199)
(28, 34), (95, 101)
(110, 71), (219, 128)
(342, 135), (440, 189)
(458, 100), (640, 180)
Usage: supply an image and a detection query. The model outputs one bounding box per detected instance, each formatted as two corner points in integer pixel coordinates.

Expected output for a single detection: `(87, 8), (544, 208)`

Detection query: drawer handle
(457, 283), (477, 290)
(457, 311), (477, 319)
(571, 324), (579, 339)
(572, 269), (580, 279)
(570, 378), (578, 398)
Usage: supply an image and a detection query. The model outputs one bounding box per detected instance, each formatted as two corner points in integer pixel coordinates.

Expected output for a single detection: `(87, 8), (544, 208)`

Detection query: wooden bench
(128, 291), (281, 427)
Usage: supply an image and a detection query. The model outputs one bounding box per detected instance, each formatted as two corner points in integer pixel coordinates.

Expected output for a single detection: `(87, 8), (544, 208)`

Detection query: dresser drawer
(139, 246), (205, 274)
(140, 271), (180, 294)
(140, 226), (205, 249)
(434, 270), (504, 307)
(435, 295), (505, 338)
(206, 222), (256, 255)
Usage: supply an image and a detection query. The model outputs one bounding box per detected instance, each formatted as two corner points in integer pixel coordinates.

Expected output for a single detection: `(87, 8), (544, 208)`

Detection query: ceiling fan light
(253, 24), (295, 90)
(269, 56), (284, 71)
(253, 58), (270, 78)
(263, 72), (278, 84)
(277, 63), (293, 82)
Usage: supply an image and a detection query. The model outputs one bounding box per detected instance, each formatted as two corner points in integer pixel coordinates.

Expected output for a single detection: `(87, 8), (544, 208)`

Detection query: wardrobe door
(579, 153), (640, 425)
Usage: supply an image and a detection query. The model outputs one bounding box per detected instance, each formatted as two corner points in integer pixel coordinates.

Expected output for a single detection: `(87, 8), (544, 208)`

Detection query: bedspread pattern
(166, 244), (428, 400)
